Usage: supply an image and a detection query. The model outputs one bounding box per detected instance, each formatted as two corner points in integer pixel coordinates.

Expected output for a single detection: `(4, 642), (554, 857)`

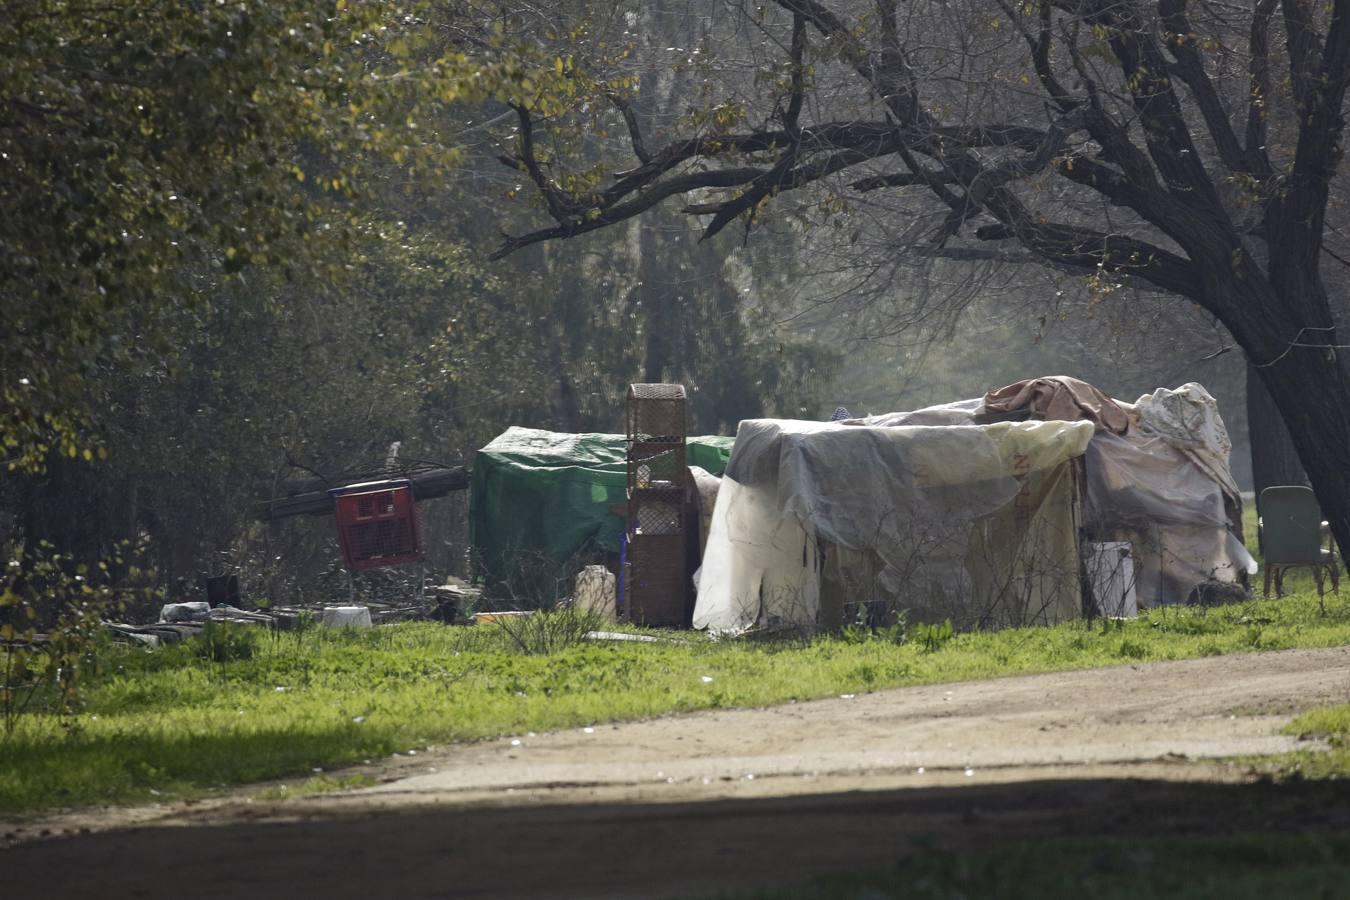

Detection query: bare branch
(783, 12), (806, 134)
(983, 220), (1203, 300)
(1159, 0), (1251, 175)
(490, 167), (764, 259)
(1245, 0), (1279, 174)
(508, 103), (580, 223)
(605, 90), (650, 165)
(851, 169), (956, 192)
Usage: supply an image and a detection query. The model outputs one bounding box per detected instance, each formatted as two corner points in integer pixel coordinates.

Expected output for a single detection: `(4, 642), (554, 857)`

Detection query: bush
(193, 622), (261, 663)
(1, 541), (156, 736)
(489, 605), (606, 655)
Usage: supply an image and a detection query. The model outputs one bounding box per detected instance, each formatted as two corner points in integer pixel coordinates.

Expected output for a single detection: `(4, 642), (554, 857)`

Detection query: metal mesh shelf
(626, 383), (690, 626)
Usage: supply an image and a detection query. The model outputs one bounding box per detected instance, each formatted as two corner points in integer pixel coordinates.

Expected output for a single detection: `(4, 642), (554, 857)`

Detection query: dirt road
(6, 647), (1350, 899)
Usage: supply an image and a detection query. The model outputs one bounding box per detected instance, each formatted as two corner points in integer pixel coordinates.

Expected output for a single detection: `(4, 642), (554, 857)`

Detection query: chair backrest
(1260, 485), (1324, 564)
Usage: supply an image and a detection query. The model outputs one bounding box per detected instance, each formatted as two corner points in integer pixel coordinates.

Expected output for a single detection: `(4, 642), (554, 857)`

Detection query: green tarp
(469, 427), (735, 587)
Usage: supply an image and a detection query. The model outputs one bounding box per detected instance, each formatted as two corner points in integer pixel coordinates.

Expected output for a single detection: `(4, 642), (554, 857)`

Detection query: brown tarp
(984, 376), (1130, 435)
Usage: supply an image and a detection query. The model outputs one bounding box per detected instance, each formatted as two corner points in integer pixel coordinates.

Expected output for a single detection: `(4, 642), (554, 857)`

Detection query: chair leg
(1314, 566), (1325, 598)
(1264, 565), (1274, 600)
(1276, 567), (1287, 598)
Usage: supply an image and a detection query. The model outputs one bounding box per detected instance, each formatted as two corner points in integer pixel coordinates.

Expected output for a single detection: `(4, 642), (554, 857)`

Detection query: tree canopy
(1, 0), (835, 588)
(489, 0), (1350, 552)
(0, 0), (533, 470)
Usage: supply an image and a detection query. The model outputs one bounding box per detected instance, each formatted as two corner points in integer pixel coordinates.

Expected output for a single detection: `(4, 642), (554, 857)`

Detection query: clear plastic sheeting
(842, 398), (984, 428)
(694, 419), (1094, 635)
(1132, 383), (1241, 502)
(1083, 429), (1255, 606)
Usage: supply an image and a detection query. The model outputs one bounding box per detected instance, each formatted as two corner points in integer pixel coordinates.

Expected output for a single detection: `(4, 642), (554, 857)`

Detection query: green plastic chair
(1259, 486), (1340, 598)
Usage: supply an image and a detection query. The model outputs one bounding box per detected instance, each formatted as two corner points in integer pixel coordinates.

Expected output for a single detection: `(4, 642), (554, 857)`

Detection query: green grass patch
(733, 832), (1350, 899)
(1251, 702), (1350, 779)
(1285, 702), (1350, 740)
(252, 772), (379, 802)
(4, 591), (1350, 815)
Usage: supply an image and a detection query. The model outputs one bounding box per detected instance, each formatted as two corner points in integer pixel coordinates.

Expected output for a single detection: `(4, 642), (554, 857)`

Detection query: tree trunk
(639, 221), (674, 383)
(1246, 360), (1308, 513)
(553, 374), (582, 433)
(1251, 346), (1350, 562)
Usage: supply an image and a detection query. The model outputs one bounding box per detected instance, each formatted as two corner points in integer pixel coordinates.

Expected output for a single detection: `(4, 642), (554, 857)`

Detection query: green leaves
(0, 0), (494, 471)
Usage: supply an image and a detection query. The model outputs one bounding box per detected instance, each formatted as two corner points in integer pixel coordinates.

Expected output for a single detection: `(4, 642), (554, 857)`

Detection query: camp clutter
(470, 377), (1254, 637)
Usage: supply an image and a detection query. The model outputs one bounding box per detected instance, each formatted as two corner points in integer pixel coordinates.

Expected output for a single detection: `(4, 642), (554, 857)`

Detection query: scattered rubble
(101, 579), (484, 646)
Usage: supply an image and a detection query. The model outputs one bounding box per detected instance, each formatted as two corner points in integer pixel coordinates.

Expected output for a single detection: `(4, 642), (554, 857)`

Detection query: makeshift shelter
(470, 427), (735, 592)
(693, 379), (1253, 636)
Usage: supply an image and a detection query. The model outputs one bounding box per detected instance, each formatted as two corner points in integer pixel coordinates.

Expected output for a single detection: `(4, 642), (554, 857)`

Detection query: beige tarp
(984, 376), (1131, 435)
(693, 419), (1094, 635)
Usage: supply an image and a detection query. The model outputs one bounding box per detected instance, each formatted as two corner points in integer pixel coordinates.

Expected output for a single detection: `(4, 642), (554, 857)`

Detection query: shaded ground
(5, 647), (1350, 898)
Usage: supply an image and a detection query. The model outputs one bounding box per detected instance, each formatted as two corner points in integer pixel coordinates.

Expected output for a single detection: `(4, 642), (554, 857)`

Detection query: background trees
(487, 0), (1350, 553)
(5, 0), (1327, 600)
(0, 0), (827, 595)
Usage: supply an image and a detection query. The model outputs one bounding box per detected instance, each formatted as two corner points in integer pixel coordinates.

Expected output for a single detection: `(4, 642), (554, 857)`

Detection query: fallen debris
(584, 630), (687, 645)
(319, 606), (373, 629)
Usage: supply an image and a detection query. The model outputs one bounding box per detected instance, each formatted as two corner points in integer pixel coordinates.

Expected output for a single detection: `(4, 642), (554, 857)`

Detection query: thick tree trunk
(638, 221), (676, 383)
(553, 374), (582, 433)
(1250, 345), (1350, 562)
(1246, 360), (1308, 512)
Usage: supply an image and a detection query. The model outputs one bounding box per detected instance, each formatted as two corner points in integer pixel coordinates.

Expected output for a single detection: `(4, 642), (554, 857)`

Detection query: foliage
(0, 540), (156, 736)
(1, 0), (837, 603)
(2, 590), (1349, 813)
(0, 0), (549, 472)
(488, 606), (607, 655)
(194, 622), (262, 665)
(913, 619), (954, 654)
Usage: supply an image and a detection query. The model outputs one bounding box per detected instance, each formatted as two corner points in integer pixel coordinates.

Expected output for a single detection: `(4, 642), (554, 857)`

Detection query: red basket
(329, 479), (423, 570)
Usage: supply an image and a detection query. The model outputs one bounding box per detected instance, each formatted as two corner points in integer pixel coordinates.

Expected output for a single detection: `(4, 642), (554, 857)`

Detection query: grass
(3, 590), (1350, 815)
(251, 772), (379, 802)
(732, 832), (1350, 899)
(1251, 702), (1350, 779)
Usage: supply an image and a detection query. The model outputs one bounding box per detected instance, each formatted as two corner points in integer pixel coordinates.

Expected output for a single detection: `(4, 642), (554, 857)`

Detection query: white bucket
(319, 606), (373, 628)
(575, 565), (617, 621)
(1087, 542), (1137, 618)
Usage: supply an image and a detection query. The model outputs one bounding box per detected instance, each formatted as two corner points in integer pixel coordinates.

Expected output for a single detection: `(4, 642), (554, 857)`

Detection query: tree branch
(783, 12), (807, 134)
(1158, 0), (1252, 175)
(1283, 0), (1326, 108)
(507, 103), (581, 223)
(605, 90), (650, 164)
(490, 167), (765, 259)
(1245, 0), (1279, 174)
(850, 169), (956, 192)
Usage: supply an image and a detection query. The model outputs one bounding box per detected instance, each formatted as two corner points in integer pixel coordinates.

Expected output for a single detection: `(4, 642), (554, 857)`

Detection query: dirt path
(5, 646), (1350, 898)
(347, 644), (1348, 801)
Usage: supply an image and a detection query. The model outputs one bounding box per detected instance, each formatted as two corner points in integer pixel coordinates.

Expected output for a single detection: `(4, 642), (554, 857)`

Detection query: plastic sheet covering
(1132, 383), (1241, 502)
(689, 465), (722, 557)
(1083, 429), (1255, 606)
(694, 418), (1094, 635)
(470, 427), (735, 586)
(843, 398), (984, 428)
(984, 376), (1130, 434)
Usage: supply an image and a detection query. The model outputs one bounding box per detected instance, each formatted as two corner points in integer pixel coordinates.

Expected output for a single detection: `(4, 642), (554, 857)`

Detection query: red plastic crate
(329, 479), (423, 569)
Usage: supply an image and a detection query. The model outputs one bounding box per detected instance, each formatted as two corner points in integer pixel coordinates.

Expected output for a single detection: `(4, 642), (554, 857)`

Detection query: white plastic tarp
(1084, 384), (1255, 606)
(693, 418), (1094, 635)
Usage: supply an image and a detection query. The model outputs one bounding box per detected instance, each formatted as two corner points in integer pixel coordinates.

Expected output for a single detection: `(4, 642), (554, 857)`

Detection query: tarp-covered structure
(693, 380), (1253, 635)
(470, 427), (735, 590)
